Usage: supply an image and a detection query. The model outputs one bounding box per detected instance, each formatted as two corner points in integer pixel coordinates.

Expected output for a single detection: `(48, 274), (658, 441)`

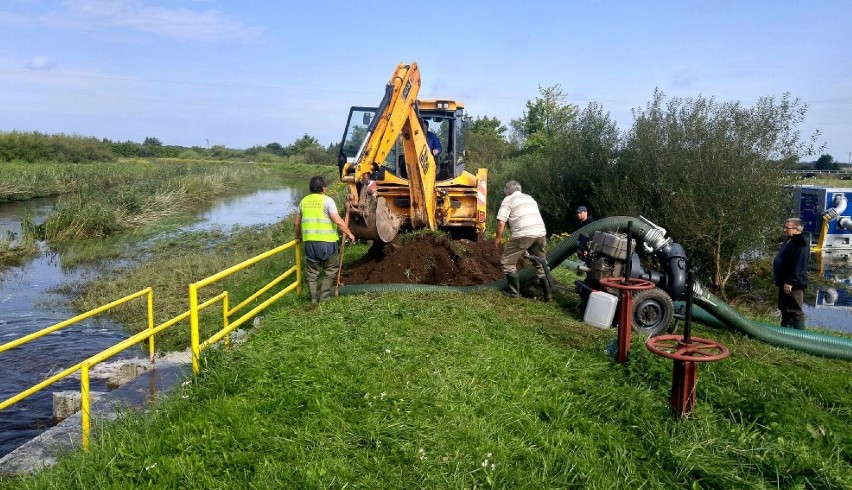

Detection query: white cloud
(1, 1), (264, 42)
(26, 56), (51, 70)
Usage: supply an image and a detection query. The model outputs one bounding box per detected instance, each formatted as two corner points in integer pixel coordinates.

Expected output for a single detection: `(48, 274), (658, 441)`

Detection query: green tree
(265, 142), (285, 156)
(463, 116), (514, 169)
(496, 103), (620, 233)
(143, 137), (162, 147)
(613, 90), (816, 294)
(509, 85), (578, 153)
(140, 136), (164, 157)
(283, 134), (323, 157)
(814, 154), (838, 170)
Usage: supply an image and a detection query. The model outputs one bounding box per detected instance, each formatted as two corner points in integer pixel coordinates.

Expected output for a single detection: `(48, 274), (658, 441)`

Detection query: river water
(0, 187), (302, 457)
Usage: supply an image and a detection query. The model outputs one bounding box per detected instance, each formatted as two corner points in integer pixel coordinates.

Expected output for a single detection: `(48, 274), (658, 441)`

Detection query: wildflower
(418, 448), (427, 461)
(481, 452), (495, 471)
(145, 463), (157, 471)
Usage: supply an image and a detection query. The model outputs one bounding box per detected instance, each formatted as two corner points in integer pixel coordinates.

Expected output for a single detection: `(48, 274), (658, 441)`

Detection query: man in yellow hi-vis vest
(294, 176), (355, 305)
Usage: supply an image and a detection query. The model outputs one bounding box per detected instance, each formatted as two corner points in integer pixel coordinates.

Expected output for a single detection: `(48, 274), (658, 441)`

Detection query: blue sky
(0, 1), (849, 161)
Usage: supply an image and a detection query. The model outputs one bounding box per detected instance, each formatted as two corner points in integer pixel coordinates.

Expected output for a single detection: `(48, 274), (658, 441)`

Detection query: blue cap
(576, 206), (587, 213)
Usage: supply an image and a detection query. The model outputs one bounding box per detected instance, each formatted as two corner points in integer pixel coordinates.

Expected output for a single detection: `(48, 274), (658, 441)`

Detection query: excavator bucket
(349, 191), (402, 243)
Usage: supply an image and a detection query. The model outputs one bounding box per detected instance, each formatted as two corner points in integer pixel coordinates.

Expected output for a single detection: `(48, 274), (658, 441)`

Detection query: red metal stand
(599, 277), (654, 363)
(646, 335), (730, 416)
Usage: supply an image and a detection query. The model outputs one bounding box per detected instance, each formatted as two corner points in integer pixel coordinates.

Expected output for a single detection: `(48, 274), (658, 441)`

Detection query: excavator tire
(631, 287), (674, 337)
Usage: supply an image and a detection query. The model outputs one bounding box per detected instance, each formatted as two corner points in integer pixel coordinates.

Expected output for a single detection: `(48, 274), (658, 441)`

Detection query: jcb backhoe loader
(338, 62), (487, 242)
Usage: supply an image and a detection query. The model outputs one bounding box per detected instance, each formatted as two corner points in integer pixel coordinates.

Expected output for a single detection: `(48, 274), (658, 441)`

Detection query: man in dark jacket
(773, 218), (809, 329)
(576, 206), (595, 227)
(575, 206), (595, 260)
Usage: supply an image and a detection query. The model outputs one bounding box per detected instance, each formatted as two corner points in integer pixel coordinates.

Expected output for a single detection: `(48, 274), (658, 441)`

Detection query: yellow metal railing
(0, 239), (302, 449)
(189, 239), (301, 374)
(0, 288), (155, 449)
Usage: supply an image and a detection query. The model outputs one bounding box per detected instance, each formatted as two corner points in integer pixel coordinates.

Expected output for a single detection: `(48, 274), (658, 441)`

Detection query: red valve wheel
(645, 335), (730, 362)
(599, 277), (655, 291)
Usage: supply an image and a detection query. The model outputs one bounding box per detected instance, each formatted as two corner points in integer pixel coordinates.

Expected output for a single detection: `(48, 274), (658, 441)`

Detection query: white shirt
(496, 191), (546, 238)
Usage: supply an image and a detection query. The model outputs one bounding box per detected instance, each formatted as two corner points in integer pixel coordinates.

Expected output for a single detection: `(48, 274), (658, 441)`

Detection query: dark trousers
(305, 249), (340, 304)
(777, 288), (805, 328)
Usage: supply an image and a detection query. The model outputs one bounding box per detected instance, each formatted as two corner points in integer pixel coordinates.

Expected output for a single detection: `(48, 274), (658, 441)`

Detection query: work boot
(793, 318), (806, 330)
(503, 273), (520, 298)
(308, 281), (320, 305)
(319, 277), (335, 302)
(539, 277), (553, 302)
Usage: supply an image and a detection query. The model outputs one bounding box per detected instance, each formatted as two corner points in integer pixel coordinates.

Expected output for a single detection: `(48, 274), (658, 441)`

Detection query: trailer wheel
(632, 287), (673, 337)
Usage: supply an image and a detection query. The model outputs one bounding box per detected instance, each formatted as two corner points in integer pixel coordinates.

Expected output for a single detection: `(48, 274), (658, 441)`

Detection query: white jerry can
(583, 291), (619, 329)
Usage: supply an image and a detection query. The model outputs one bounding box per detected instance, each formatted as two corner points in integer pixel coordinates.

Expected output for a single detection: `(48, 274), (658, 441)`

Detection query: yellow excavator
(338, 62), (488, 242)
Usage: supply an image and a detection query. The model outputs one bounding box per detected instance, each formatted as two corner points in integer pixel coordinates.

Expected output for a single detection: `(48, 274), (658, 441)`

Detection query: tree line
(0, 131), (339, 165)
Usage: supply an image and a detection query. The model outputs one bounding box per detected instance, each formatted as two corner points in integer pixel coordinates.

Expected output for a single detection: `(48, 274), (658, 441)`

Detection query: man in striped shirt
(494, 180), (549, 300)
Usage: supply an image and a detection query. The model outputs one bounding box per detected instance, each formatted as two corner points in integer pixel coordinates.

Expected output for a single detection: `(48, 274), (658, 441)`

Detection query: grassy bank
(0, 160), (337, 268)
(5, 288), (849, 488)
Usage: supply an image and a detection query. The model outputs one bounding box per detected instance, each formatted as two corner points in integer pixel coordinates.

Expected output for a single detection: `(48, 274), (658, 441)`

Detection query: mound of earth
(342, 233), (505, 286)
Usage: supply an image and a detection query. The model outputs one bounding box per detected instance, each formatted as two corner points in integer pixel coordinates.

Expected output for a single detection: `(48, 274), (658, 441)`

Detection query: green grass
(0, 232), (38, 268)
(5, 288), (850, 488)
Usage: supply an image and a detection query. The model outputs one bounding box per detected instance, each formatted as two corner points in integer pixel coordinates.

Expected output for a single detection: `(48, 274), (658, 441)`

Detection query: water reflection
(191, 187), (305, 231)
(805, 251), (852, 333)
(0, 196), (55, 237)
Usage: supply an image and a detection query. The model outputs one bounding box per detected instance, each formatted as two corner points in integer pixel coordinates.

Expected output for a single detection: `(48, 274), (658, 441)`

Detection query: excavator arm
(344, 62), (437, 241)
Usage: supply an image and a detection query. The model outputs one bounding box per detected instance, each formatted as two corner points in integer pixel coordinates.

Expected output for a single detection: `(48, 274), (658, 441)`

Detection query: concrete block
(107, 362), (149, 390)
(52, 391), (106, 422)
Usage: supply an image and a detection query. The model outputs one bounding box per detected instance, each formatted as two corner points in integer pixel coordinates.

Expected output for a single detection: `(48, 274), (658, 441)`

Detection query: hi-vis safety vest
(300, 194), (338, 242)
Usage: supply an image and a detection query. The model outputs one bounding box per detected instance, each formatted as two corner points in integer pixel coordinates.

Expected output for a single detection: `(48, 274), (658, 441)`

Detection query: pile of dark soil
(342, 233), (504, 286)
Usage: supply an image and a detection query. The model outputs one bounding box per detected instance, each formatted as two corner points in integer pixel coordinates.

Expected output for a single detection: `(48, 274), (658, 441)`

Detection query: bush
(0, 131), (113, 163)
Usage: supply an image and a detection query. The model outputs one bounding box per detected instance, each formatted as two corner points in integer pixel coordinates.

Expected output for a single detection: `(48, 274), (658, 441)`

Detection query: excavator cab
(338, 103), (467, 182)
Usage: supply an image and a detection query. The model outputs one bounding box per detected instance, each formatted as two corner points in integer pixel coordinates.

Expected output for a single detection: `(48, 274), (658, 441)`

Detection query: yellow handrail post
(296, 241), (303, 295)
(147, 290), (155, 364)
(189, 283), (201, 375)
(81, 362), (91, 450)
(223, 294), (230, 351)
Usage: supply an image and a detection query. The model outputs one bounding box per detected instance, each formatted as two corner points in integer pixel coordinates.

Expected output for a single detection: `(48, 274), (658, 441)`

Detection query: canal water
(0, 187), (302, 457)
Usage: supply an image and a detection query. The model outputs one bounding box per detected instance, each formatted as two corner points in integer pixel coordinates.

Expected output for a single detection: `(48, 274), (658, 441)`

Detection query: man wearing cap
(576, 206), (595, 227)
(575, 205), (595, 261)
